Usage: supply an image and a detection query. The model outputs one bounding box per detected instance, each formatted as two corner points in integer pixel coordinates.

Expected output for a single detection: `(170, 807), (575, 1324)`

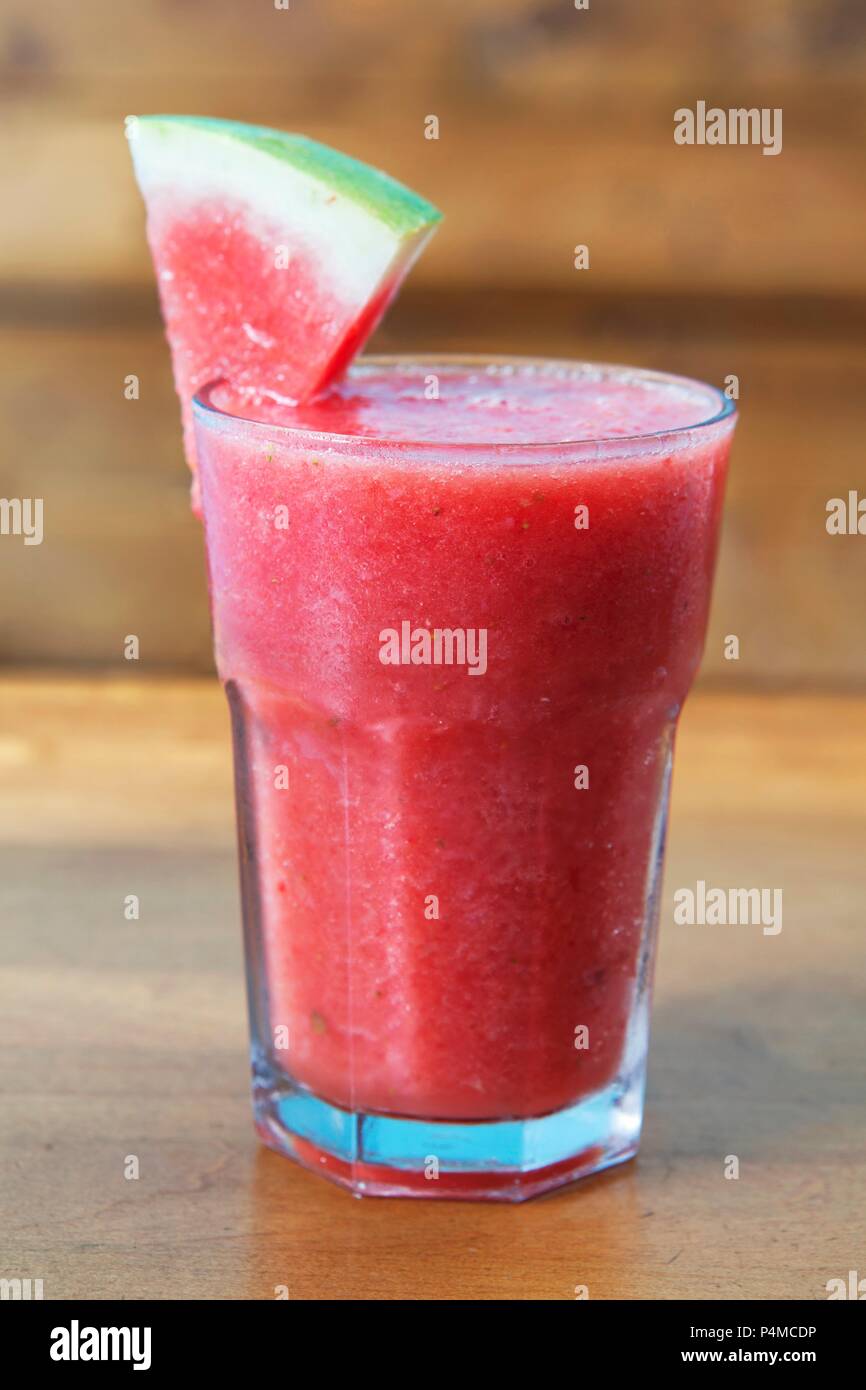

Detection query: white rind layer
(129, 119), (437, 307)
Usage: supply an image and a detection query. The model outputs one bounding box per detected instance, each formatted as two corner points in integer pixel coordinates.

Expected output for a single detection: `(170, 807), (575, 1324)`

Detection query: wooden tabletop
(1, 676), (863, 1300)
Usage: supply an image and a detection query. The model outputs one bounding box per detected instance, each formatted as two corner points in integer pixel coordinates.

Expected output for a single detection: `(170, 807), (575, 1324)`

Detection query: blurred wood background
(1, 0), (864, 683)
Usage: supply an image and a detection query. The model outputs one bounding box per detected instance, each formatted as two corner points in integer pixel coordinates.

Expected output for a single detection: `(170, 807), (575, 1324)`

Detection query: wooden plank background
(1, 0), (864, 682)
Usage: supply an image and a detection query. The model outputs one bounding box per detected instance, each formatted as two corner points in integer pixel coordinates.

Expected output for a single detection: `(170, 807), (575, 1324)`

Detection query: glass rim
(192, 354), (737, 455)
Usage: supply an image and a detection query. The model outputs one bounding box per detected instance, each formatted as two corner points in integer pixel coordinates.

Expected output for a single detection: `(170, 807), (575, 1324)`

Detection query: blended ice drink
(194, 359), (734, 1197)
(129, 118), (736, 1199)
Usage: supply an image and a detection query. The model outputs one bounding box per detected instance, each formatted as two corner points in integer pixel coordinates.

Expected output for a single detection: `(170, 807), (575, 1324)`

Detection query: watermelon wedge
(127, 115), (441, 485)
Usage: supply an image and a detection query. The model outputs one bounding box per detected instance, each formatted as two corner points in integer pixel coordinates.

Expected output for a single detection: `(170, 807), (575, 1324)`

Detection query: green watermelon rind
(133, 114), (442, 237)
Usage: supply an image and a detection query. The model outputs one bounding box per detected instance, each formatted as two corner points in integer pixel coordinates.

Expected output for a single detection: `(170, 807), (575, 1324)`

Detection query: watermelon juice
(193, 357), (735, 1200)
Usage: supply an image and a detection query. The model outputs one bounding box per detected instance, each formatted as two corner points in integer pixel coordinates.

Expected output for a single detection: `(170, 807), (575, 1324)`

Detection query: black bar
(7, 1298), (860, 1373)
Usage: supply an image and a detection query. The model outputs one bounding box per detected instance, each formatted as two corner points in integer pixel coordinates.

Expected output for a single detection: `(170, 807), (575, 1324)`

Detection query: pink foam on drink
(211, 358), (723, 445)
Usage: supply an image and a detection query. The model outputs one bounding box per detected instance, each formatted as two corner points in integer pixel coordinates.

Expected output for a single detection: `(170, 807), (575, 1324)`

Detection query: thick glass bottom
(252, 1057), (644, 1201)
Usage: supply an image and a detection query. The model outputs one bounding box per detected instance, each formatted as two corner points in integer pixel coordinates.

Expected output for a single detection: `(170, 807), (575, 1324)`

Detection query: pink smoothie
(195, 360), (734, 1122)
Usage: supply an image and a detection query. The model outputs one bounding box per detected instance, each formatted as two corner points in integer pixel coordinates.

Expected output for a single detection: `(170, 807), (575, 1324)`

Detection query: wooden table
(1, 677), (863, 1300)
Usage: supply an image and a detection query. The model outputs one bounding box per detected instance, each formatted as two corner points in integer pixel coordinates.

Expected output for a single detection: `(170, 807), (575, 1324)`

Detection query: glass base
(252, 1059), (644, 1202)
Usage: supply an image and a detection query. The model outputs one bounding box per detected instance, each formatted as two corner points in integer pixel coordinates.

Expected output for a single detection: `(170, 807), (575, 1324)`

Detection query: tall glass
(193, 357), (736, 1200)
